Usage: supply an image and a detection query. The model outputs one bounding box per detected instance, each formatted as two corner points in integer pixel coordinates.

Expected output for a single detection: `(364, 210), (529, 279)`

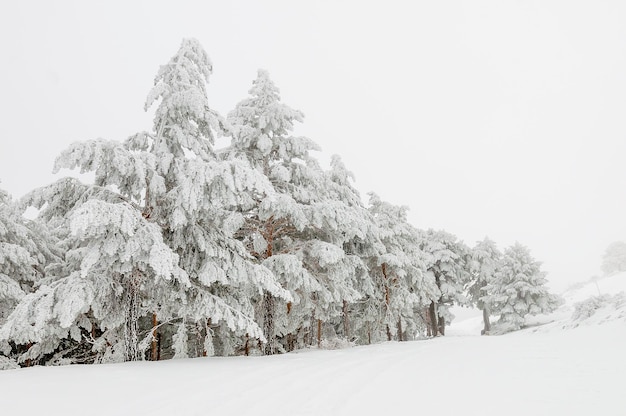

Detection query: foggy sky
(1, 0), (625, 290)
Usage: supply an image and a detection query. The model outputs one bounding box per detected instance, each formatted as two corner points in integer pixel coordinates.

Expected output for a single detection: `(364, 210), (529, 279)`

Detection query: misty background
(1, 0), (625, 291)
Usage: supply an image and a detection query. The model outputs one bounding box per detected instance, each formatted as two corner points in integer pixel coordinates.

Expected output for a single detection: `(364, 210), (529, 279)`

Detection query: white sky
(1, 1), (625, 291)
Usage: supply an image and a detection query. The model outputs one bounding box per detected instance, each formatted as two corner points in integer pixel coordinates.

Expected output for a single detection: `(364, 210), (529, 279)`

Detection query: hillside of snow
(1, 274), (624, 416)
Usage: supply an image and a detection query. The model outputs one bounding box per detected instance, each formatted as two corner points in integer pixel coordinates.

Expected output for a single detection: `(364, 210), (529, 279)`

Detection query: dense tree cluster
(0, 39), (560, 369)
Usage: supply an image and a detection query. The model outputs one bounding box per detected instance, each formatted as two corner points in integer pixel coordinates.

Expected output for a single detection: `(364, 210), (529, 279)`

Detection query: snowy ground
(1, 275), (625, 416)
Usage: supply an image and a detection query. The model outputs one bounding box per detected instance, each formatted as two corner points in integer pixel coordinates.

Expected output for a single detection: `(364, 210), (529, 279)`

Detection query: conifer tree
(483, 242), (561, 332)
(363, 194), (437, 342)
(419, 229), (470, 336)
(467, 237), (501, 335)
(601, 241), (626, 276)
(0, 185), (60, 367)
(3, 39), (288, 363)
(228, 70), (369, 352)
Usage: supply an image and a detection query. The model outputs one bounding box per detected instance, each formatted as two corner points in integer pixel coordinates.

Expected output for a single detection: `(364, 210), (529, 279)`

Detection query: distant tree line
(0, 39), (561, 369)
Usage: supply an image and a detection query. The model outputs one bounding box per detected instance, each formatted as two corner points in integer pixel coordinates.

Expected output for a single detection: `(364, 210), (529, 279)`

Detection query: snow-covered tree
(483, 242), (561, 332)
(360, 194), (436, 343)
(227, 70), (370, 352)
(467, 237), (502, 335)
(1, 199), (186, 364)
(3, 39), (288, 363)
(315, 156), (382, 343)
(419, 229), (470, 336)
(0, 185), (61, 367)
(601, 241), (626, 276)
(134, 40), (288, 357)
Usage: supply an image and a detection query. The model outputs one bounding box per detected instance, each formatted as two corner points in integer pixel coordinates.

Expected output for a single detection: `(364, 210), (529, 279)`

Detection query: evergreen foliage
(0, 38), (562, 368)
(419, 229), (470, 336)
(483, 243), (562, 332)
(601, 241), (626, 276)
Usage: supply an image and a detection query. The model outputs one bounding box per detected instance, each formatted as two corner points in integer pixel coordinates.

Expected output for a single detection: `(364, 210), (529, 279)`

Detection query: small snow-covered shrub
(319, 337), (355, 350)
(572, 295), (611, 321)
(0, 355), (19, 370)
(488, 321), (519, 335)
(572, 293), (625, 322)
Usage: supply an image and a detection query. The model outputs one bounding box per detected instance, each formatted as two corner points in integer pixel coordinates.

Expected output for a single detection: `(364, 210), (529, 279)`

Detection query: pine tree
(363, 194), (437, 342)
(228, 70), (369, 352)
(0, 185), (60, 367)
(601, 241), (626, 276)
(483, 242), (561, 332)
(419, 229), (470, 336)
(3, 39), (289, 363)
(467, 237), (501, 335)
(135, 40), (289, 357)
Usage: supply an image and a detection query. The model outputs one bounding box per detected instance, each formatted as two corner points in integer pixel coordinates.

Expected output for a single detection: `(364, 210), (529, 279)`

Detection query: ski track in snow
(1, 275), (625, 415)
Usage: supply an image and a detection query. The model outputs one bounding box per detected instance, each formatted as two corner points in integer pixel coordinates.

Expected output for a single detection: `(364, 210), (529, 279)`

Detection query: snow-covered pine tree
(483, 242), (561, 332)
(601, 241), (626, 276)
(3, 39), (289, 364)
(314, 156), (381, 344)
(419, 229), (471, 336)
(227, 70), (366, 352)
(1, 198), (186, 364)
(132, 40), (291, 357)
(467, 237), (502, 335)
(0, 185), (60, 368)
(363, 194), (437, 343)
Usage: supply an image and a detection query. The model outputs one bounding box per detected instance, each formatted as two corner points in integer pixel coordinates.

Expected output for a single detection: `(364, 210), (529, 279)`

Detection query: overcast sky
(1, 1), (625, 291)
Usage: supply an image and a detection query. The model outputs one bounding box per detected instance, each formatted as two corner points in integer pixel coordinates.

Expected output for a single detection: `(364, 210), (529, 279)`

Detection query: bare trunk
(342, 300), (350, 339)
(429, 301), (439, 337)
(124, 272), (140, 362)
(244, 334), (250, 356)
(307, 312), (315, 347)
(263, 291), (275, 355)
(482, 308), (491, 335)
(203, 318), (212, 357)
(25, 343), (32, 367)
(397, 317), (404, 342)
(317, 318), (322, 348)
(438, 314), (446, 336)
(263, 219), (276, 355)
(151, 313), (159, 361)
(382, 263), (392, 342)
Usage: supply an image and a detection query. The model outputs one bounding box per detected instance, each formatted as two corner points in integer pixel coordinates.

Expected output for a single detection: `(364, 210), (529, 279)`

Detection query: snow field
(1, 318), (624, 416)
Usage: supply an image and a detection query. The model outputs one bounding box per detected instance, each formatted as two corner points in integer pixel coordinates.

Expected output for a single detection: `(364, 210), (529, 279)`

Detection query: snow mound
(522, 272), (626, 333)
(569, 293), (626, 326)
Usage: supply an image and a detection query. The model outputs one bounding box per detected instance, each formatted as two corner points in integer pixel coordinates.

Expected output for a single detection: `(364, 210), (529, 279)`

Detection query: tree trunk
(438, 314), (446, 336)
(382, 263), (392, 342)
(262, 219), (276, 355)
(317, 318), (322, 348)
(124, 272), (140, 362)
(425, 307), (432, 337)
(482, 308), (491, 335)
(151, 313), (159, 361)
(342, 300), (350, 340)
(429, 301), (439, 337)
(203, 318), (212, 357)
(263, 291), (275, 355)
(25, 343), (32, 367)
(397, 317), (404, 342)
(244, 334), (250, 356)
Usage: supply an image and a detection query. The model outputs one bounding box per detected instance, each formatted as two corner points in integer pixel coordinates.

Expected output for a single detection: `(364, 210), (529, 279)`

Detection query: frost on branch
(146, 38), (226, 158)
(483, 242), (562, 331)
(69, 200), (183, 283)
